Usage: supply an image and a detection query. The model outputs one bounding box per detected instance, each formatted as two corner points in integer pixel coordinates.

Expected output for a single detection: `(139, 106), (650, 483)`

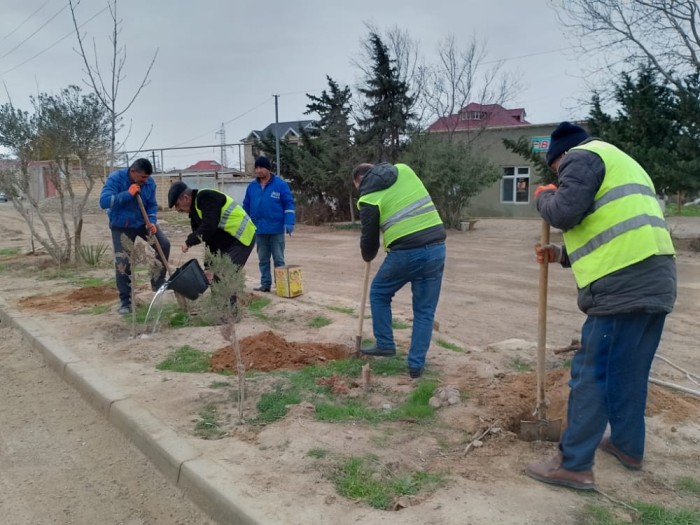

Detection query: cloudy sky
(1, 0), (599, 170)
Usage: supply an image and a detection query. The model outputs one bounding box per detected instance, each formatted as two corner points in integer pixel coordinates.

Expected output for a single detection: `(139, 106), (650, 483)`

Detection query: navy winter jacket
(99, 168), (159, 228)
(242, 174), (295, 235)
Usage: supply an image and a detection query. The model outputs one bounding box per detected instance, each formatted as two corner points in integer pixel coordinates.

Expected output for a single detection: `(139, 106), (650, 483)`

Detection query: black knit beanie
(546, 122), (590, 166)
(254, 156), (272, 171)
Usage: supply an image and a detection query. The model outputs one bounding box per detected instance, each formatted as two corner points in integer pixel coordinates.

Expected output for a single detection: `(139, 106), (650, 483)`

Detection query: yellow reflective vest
(194, 190), (256, 247)
(563, 141), (675, 288)
(357, 164), (443, 250)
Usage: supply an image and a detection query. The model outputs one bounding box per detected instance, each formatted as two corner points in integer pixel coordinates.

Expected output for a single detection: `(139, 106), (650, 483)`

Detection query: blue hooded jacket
(99, 168), (159, 228)
(242, 174), (295, 235)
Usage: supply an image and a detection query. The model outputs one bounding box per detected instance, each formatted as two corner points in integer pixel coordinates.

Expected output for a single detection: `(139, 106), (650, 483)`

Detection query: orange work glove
(534, 243), (562, 264)
(128, 183), (141, 196)
(534, 184), (557, 199)
(147, 223), (157, 234)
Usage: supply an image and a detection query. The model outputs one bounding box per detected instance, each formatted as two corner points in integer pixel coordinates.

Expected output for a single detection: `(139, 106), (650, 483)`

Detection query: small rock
(382, 403), (393, 411)
(447, 395), (460, 405)
(472, 440), (483, 448)
(393, 495), (411, 510)
(429, 397), (442, 409)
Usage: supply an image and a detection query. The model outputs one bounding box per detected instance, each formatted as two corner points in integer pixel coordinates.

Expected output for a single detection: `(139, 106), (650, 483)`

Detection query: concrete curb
(0, 300), (268, 525)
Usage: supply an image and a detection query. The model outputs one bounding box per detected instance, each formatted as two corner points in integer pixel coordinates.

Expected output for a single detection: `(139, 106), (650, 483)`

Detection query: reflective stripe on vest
(380, 195), (436, 231)
(357, 163), (443, 250)
(562, 141), (674, 287)
(195, 190), (255, 246)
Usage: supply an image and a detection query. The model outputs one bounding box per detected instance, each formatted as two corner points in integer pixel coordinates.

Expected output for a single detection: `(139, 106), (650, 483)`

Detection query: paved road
(0, 324), (214, 525)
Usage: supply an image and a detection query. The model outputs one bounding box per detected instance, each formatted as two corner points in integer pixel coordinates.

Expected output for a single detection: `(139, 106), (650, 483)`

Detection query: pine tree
(356, 32), (414, 163)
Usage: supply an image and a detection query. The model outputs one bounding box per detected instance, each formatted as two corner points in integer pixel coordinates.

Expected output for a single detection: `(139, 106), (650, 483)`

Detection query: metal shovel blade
(520, 417), (562, 442)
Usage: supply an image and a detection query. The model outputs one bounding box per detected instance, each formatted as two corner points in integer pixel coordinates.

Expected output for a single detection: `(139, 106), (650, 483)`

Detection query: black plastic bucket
(167, 259), (209, 300)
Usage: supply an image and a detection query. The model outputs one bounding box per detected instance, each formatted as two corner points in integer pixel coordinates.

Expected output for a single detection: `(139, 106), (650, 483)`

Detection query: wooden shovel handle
(536, 220), (550, 415)
(355, 261), (372, 356)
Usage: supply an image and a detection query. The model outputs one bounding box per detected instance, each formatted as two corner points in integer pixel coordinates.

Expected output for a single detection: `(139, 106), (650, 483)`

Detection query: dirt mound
(474, 370), (570, 433)
(210, 330), (353, 372)
(18, 285), (115, 312)
(646, 384), (700, 422)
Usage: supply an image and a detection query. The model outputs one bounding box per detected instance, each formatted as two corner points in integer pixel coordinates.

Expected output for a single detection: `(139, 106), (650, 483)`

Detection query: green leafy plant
(156, 346), (211, 373)
(78, 242), (109, 266)
(255, 384), (302, 424)
(0, 247), (20, 257)
(194, 404), (226, 440)
(509, 357), (533, 373)
(332, 455), (444, 510)
(677, 476), (700, 495)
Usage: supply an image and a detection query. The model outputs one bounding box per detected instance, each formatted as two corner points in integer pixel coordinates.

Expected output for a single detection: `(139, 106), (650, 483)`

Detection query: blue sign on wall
(532, 137), (550, 152)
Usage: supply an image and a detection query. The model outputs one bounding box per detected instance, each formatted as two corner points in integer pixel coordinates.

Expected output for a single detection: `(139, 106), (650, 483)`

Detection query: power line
(0, 5), (109, 78)
(0, 0), (52, 44)
(170, 97), (271, 147)
(0, 2), (69, 60)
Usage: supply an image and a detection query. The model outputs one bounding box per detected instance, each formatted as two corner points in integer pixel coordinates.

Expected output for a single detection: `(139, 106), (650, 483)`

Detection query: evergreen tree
(356, 32), (414, 163)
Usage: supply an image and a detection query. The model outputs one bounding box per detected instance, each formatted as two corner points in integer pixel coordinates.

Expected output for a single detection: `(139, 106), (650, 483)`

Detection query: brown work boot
(599, 437), (643, 470)
(525, 455), (595, 491)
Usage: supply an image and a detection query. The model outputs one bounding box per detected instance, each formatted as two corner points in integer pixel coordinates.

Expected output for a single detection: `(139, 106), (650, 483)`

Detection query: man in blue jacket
(242, 156), (295, 292)
(99, 158), (171, 314)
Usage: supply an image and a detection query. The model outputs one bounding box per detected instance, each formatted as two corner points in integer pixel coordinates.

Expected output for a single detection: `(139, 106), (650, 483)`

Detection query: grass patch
(254, 384), (302, 424)
(326, 305), (355, 315)
(315, 379), (437, 423)
(677, 476), (700, 495)
(307, 448), (330, 459)
(666, 204), (700, 217)
(78, 303), (111, 315)
(331, 222), (361, 230)
(248, 296), (273, 322)
(577, 502), (700, 525)
(308, 315), (333, 328)
(391, 318), (410, 329)
(332, 455), (444, 510)
(194, 404), (226, 440)
(131, 303), (212, 328)
(0, 247), (20, 257)
(436, 339), (464, 352)
(156, 346), (211, 373)
(509, 357), (533, 373)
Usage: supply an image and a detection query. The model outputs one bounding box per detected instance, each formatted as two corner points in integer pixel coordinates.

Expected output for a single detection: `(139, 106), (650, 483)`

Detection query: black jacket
(358, 163), (445, 262)
(186, 189), (242, 253)
(537, 139), (676, 315)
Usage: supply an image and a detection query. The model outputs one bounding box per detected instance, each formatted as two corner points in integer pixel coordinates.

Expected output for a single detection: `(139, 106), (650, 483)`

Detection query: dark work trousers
(209, 236), (256, 307)
(111, 225), (171, 306)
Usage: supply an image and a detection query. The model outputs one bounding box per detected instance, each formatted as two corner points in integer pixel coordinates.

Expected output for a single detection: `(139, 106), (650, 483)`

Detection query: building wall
(153, 174), (253, 209)
(440, 122), (563, 218)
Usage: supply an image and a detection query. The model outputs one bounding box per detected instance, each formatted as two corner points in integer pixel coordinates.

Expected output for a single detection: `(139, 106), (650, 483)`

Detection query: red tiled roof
(427, 103), (529, 132)
(184, 160), (223, 172)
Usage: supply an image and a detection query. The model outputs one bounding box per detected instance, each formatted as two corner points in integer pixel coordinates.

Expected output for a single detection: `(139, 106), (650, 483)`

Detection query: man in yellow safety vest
(525, 122), (676, 491)
(352, 162), (446, 379)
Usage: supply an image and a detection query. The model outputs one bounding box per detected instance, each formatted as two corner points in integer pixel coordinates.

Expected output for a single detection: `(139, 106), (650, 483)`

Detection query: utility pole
(215, 123), (227, 169)
(151, 151), (157, 173)
(273, 94), (281, 175)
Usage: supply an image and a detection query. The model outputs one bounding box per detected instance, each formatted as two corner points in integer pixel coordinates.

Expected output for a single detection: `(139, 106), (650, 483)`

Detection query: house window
(501, 166), (530, 203)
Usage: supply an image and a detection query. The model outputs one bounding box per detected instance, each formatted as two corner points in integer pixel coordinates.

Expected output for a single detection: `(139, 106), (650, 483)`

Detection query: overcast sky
(1, 0), (598, 170)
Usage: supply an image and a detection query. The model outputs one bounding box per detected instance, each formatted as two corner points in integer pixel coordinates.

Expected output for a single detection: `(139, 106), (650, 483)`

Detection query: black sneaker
(254, 286), (271, 292)
(408, 367), (423, 379)
(360, 346), (396, 357)
(118, 304), (132, 315)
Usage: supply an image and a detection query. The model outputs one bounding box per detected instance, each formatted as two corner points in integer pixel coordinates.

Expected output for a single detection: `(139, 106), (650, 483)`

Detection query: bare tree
(69, 0), (158, 172)
(423, 34), (519, 142)
(550, 0), (700, 88)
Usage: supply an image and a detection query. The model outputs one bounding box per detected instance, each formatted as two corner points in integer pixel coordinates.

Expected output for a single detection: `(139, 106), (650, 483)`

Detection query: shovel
(354, 261), (372, 357)
(520, 220), (562, 442)
(135, 193), (188, 311)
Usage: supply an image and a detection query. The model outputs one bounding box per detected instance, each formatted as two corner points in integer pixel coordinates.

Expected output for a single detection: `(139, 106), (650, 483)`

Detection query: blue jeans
(560, 312), (666, 471)
(111, 225), (170, 306)
(370, 242), (445, 370)
(255, 233), (285, 288)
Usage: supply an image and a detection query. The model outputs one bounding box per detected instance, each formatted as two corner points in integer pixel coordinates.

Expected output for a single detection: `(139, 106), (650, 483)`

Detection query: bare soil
(1, 202), (699, 524)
